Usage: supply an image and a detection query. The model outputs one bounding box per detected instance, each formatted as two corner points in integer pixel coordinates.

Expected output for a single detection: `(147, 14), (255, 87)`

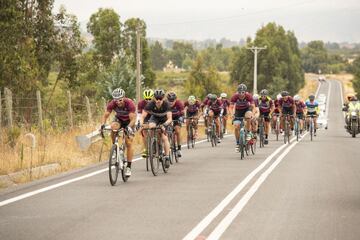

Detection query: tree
(150, 41), (167, 70)
(230, 23), (304, 96)
(351, 56), (360, 97)
(87, 8), (122, 67)
(123, 18), (155, 87)
(184, 57), (220, 99)
(301, 40), (329, 73)
(169, 41), (196, 68)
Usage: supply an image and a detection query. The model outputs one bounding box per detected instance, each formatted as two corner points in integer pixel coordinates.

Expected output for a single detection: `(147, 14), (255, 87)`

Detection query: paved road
(1, 80), (359, 240)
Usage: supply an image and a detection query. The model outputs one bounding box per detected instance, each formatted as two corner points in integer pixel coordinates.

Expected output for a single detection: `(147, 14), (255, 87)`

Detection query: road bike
(167, 121), (180, 164)
(282, 113), (292, 144)
(258, 115), (265, 148)
(101, 126), (130, 186)
(294, 115), (301, 142)
(219, 115), (225, 139)
(273, 113), (281, 141)
(186, 117), (197, 149)
(208, 117), (218, 147)
(144, 125), (169, 176)
(307, 114), (316, 141)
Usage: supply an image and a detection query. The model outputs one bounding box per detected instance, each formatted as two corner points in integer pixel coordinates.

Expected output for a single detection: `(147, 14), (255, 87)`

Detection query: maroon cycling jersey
(274, 99), (280, 113)
(107, 98), (136, 122)
(184, 100), (201, 114)
(221, 98), (230, 109)
(295, 101), (306, 113)
(258, 97), (274, 113)
(230, 92), (254, 110)
(201, 97), (210, 109)
(278, 97), (295, 110)
(207, 99), (223, 113)
(137, 99), (150, 114)
(168, 100), (184, 117)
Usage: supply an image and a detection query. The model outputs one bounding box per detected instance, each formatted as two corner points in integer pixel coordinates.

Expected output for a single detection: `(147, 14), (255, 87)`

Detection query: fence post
(67, 91), (73, 128)
(4, 88), (13, 128)
(36, 90), (44, 133)
(85, 96), (92, 124)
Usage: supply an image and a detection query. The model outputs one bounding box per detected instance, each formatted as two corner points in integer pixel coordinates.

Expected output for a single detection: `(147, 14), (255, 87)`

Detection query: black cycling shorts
(148, 115), (167, 125)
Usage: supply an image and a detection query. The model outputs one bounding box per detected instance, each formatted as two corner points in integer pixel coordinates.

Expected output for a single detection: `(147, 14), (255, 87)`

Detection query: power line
(148, 0), (316, 27)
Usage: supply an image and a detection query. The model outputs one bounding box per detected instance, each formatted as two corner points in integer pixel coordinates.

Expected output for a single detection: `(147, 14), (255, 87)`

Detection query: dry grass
(325, 73), (355, 100)
(298, 73), (319, 99)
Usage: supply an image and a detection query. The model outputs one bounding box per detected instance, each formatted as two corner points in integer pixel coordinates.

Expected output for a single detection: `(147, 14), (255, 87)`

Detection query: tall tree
(150, 41), (167, 70)
(351, 56), (360, 97)
(301, 40), (329, 73)
(87, 8), (122, 67)
(123, 18), (155, 87)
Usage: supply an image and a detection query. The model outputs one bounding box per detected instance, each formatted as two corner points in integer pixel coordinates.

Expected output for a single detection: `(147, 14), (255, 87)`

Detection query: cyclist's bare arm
(129, 112), (136, 128)
(164, 112), (172, 126)
(140, 111), (148, 126)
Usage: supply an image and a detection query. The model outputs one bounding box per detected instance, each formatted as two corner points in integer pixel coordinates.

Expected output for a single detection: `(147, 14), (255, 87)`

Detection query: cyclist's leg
(208, 110), (214, 128)
(214, 113), (220, 137)
(244, 110), (253, 132)
(110, 118), (121, 144)
(264, 113), (270, 141)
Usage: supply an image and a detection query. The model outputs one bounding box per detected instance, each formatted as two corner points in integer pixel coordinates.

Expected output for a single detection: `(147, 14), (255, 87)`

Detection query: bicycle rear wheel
(259, 125), (264, 148)
(149, 138), (160, 176)
(276, 119), (280, 141)
(284, 121), (288, 144)
(310, 120), (313, 141)
(172, 133), (179, 163)
(187, 125), (191, 149)
(108, 145), (119, 186)
(239, 134), (245, 160)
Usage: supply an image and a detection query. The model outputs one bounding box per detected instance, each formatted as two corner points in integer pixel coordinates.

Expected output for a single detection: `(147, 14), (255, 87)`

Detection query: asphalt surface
(1, 80), (359, 240)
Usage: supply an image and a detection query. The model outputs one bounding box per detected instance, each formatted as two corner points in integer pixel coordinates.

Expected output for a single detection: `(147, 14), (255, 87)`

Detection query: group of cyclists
(100, 83), (321, 178)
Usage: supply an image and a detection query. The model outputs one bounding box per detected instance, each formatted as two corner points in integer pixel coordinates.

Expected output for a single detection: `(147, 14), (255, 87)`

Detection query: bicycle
(219, 115), (224, 139)
(144, 125), (169, 176)
(167, 121), (180, 164)
(258, 115), (265, 148)
(272, 113), (281, 141)
(208, 117), (218, 147)
(101, 126), (130, 186)
(234, 117), (255, 159)
(282, 113), (292, 144)
(294, 115), (301, 141)
(307, 114), (316, 141)
(186, 117), (197, 149)
(204, 114), (210, 142)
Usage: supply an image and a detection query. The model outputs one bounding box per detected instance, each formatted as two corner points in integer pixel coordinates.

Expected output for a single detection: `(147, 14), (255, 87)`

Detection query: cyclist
(230, 84), (255, 152)
(184, 95), (201, 139)
(202, 93), (212, 135)
(101, 88), (136, 177)
(271, 94), (282, 132)
(343, 93), (356, 112)
(294, 95), (306, 134)
(278, 91), (297, 134)
(305, 94), (319, 136)
(344, 95), (360, 130)
(140, 89), (172, 168)
(166, 91), (185, 157)
(207, 94), (223, 143)
(137, 89), (154, 158)
(258, 89), (274, 144)
(220, 93), (230, 134)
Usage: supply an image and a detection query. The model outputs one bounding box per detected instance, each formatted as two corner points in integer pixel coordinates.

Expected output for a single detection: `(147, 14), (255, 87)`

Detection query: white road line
(315, 81), (321, 97)
(0, 135), (233, 207)
(325, 81), (331, 118)
(338, 80), (345, 118)
(207, 133), (307, 240)
(183, 137), (296, 240)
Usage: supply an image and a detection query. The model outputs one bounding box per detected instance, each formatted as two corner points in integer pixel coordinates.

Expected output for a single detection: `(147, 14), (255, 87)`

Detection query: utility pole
(136, 26), (142, 103)
(247, 46), (267, 94)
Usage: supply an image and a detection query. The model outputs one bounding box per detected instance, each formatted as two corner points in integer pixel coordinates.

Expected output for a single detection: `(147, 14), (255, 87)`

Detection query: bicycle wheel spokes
(109, 145), (119, 186)
(149, 137), (160, 176)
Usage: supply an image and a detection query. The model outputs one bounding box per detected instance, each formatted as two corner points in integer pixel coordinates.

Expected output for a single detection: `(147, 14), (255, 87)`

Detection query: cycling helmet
(281, 91), (289, 97)
(260, 89), (268, 96)
(209, 94), (217, 102)
(143, 89), (154, 100)
(207, 93), (212, 99)
(188, 95), (196, 104)
(220, 93), (227, 98)
(166, 91), (177, 101)
(253, 94), (259, 101)
(294, 95), (301, 101)
(112, 88), (125, 99)
(277, 94), (282, 100)
(309, 94), (315, 100)
(237, 84), (247, 93)
(154, 89), (165, 99)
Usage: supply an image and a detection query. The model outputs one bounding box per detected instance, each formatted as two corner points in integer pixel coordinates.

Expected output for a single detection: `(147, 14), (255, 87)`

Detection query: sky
(53, 0), (360, 42)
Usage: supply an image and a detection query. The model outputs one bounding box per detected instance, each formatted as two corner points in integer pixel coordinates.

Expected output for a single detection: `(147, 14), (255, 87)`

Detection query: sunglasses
(115, 98), (124, 102)
(155, 97), (163, 101)
(239, 91), (246, 94)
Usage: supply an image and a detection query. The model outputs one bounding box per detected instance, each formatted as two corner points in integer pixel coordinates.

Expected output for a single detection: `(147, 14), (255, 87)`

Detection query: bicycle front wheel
(149, 138), (160, 176)
(108, 145), (119, 186)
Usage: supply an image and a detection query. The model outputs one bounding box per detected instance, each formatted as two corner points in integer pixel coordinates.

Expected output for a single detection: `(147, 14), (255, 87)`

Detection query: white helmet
(276, 94), (282, 100)
(253, 94), (259, 100)
(294, 95), (301, 101)
(220, 93), (227, 98)
(112, 88), (125, 99)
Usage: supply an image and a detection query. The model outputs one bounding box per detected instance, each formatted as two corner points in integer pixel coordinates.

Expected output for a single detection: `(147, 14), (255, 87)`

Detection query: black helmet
(237, 84), (247, 93)
(309, 94), (315, 100)
(166, 91), (177, 101)
(281, 91), (289, 97)
(154, 89), (165, 99)
(260, 89), (268, 96)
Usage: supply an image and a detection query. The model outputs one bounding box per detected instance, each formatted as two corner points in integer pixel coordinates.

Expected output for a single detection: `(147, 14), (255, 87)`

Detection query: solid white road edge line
(0, 135), (233, 207)
(207, 133), (308, 240)
(182, 137), (296, 240)
(338, 80), (345, 118)
(325, 81), (331, 118)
